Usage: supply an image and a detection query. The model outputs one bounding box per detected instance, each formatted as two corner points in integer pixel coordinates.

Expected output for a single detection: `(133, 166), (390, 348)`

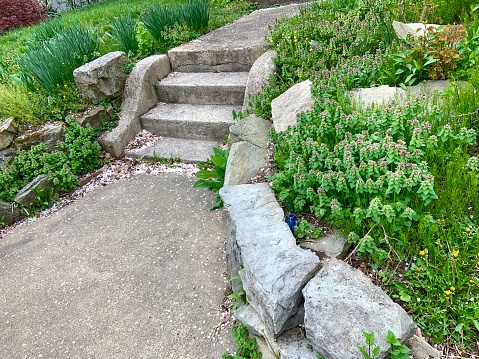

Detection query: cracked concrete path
(0, 173), (233, 358)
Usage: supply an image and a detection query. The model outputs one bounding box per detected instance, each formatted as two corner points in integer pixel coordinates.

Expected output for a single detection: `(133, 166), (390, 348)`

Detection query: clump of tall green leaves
(17, 25), (99, 93)
(194, 147), (228, 210)
(107, 14), (139, 55)
(141, 0), (209, 53)
(0, 120), (101, 202)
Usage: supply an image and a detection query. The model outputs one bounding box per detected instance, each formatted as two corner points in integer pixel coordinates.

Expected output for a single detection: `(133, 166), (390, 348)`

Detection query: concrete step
(124, 137), (221, 163)
(140, 103), (239, 141)
(157, 72), (248, 105)
(167, 5), (301, 72)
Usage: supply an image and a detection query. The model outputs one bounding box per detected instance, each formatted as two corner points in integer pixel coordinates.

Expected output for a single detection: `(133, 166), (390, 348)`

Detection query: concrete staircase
(120, 5), (301, 163)
(124, 70), (246, 163)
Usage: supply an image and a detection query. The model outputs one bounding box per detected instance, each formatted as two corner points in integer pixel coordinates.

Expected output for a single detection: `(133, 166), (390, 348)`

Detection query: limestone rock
(224, 141), (268, 186)
(407, 79), (461, 97)
(13, 122), (65, 152)
(276, 327), (320, 359)
(272, 80), (313, 132)
(299, 231), (350, 259)
(0, 118), (17, 150)
(220, 183), (320, 336)
(227, 114), (271, 149)
(393, 21), (441, 40)
(256, 337), (279, 359)
(0, 147), (15, 164)
(226, 217), (243, 294)
(100, 54), (171, 157)
(243, 50), (277, 111)
(234, 303), (304, 339)
(303, 258), (416, 359)
(72, 104), (114, 129)
(73, 51), (128, 104)
(0, 201), (24, 226)
(407, 335), (441, 359)
(349, 85), (406, 108)
(14, 174), (56, 208)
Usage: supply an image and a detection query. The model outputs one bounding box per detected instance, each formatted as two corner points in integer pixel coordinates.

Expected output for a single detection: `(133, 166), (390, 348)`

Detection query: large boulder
(14, 174), (57, 208)
(303, 258), (416, 359)
(13, 122), (65, 152)
(220, 183), (320, 337)
(0, 201), (24, 226)
(0, 118), (17, 150)
(73, 51), (128, 104)
(272, 80), (313, 132)
(243, 50), (277, 111)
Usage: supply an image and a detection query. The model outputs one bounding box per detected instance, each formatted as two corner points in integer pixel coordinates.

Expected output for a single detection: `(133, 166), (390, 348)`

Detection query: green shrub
(0, 120), (101, 202)
(17, 26), (99, 93)
(141, 4), (181, 51)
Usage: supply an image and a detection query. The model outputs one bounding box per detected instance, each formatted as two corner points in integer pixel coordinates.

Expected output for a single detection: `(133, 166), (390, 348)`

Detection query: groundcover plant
(250, 0), (479, 353)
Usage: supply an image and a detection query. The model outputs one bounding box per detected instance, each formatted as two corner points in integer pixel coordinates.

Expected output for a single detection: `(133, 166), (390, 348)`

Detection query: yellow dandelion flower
(309, 48), (313, 52)
(453, 250), (459, 258)
(466, 227), (471, 233)
(450, 286), (455, 291)
(444, 290), (452, 296)
(416, 267), (422, 272)
(470, 279), (474, 284)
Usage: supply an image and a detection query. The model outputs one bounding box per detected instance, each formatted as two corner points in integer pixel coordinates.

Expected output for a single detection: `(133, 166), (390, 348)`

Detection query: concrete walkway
(0, 174), (232, 358)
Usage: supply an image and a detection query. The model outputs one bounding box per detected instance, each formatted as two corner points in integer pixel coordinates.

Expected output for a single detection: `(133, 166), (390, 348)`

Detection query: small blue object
(285, 212), (297, 233)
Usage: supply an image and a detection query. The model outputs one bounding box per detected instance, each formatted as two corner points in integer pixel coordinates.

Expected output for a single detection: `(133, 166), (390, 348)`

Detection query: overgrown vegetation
(249, 0), (479, 353)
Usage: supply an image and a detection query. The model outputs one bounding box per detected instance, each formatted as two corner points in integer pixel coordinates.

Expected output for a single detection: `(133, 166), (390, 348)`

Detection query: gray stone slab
(406, 335), (441, 359)
(157, 72), (248, 105)
(243, 50), (277, 111)
(124, 137), (220, 163)
(299, 231), (350, 259)
(0, 173), (233, 358)
(14, 174), (56, 208)
(168, 5), (300, 72)
(272, 80), (314, 132)
(303, 258), (416, 359)
(220, 183), (320, 337)
(227, 114), (272, 149)
(141, 103), (238, 141)
(0, 117), (16, 150)
(276, 327), (320, 359)
(349, 85), (406, 108)
(224, 141), (269, 186)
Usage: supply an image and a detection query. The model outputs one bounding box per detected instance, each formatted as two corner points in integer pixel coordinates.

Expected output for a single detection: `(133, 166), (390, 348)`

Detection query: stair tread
(124, 137), (221, 163)
(159, 72), (249, 88)
(141, 103), (240, 123)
